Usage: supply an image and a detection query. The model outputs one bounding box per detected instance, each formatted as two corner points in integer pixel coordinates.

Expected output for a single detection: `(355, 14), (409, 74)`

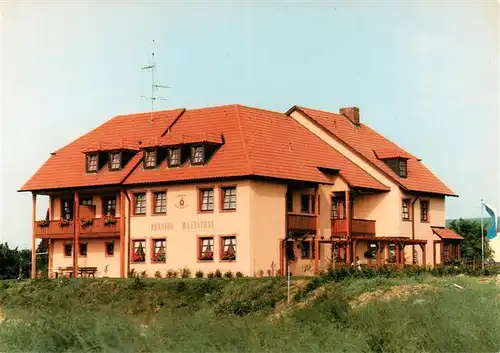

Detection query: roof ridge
(160, 108), (186, 137)
(234, 105), (253, 174)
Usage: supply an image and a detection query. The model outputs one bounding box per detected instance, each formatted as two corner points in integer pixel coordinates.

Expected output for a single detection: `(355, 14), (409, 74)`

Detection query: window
(152, 239), (166, 263)
(199, 237), (214, 260)
(144, 149), (157, 169)
(301, 194), (310, 213)
(154, 192), (167, 214)
(62, 200), (73, 220)
(388, 244), (396, 263)
(80, 198), (92, 206)
(103, 197), (116, 216)
(134, 193), (146, 215)
(169, 148), (181, 166)
(200, 188), (214, 212)
(110, 152), (121, 170)
(286, 192), (293, 212)
(105, 242), (114, 256)
(79, 243), (88, 256)
(86, 154), (98, 172)
(221, 236), (236, 261)
(192, 145), (204, 164)
(131, 240), (146, 263)
(420, 200), (429, 222)
(222, 187), (236, 210)
(301, 241), (311, 258)
(63, 243), (72, 257)
(331, 197), (345, 219)
(398, 160), (407, 178)
(402, 199), (410, 220)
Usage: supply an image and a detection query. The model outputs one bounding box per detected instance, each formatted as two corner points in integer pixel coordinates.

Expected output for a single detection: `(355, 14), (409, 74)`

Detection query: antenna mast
(141, 39), (169, 124)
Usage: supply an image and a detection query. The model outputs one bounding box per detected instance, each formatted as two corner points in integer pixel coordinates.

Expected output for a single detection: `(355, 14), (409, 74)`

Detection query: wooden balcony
(34, 218), (121, 239)
(331, 218), (376, 236)
(287, 213), (316, 232)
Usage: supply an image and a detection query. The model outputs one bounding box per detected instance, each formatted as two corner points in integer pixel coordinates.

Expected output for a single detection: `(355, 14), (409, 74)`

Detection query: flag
(482, 203), (497, 240)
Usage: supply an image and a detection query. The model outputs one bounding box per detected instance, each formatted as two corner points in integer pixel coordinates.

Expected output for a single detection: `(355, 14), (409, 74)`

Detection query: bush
(154, 271), (162, 279)
(236, 271), (244, 278)
(195, 270), (204, 278)
(180, 268), (191, 279)
(214, 269), (222, 278)
(166, 269), (178, 278)
(207, 272), (215, 279)
(139, 271), (147, 278)
(224, 271), (233, 279)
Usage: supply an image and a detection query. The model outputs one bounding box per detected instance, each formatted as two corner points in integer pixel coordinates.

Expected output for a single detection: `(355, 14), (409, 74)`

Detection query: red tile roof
(124, 105), (388, 189)
(288, 106), (456, 196)
(431, 227), (464, 240)
(20, 105), (388, 192)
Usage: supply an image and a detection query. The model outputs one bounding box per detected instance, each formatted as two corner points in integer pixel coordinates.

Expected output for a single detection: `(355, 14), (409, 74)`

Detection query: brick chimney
(339, 106), (360, 126)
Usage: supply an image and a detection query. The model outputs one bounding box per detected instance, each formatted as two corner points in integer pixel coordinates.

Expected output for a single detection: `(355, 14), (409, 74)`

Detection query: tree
(0, 243), (31, 279)
(448, 218), (494, 263)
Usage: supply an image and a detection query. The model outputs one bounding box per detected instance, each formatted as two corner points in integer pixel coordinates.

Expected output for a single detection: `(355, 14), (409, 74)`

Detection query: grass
(0, 275), (499, 352)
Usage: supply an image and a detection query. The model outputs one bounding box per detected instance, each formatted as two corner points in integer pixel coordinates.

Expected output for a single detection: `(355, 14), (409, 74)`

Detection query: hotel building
(20, 104), (463, 278)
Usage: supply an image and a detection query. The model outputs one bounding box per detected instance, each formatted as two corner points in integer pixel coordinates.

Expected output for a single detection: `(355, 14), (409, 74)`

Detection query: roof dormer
(82, 139), (140, 173)
(374, 149), (409, 178)
(140, 132), (224, 169)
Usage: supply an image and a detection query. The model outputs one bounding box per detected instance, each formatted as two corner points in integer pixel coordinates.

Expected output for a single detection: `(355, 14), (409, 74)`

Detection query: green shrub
(224, 271), (233, 279)
(195, 270), (204, 278)
(207, 272), (215, 279)
(154, 271), (162, 279)
(236, 271), (244, 278)
(166, 269), (177, 278)
(180, 268), (191, 278)
(214, 269), (222, 278)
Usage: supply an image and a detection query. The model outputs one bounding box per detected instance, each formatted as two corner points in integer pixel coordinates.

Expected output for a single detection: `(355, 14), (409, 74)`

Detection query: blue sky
(1, 2), (499, 248)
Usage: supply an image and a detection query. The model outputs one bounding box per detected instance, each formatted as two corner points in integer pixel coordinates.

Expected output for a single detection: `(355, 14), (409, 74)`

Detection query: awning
(431, 227), (464, 240)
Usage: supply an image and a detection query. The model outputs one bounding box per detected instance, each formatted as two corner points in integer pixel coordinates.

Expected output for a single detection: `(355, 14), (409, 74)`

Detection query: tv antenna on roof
(141, 39), (170, 124)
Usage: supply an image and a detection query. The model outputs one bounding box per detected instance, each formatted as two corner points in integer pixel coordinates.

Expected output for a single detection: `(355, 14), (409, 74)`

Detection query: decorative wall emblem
(175, 194), (188, 209)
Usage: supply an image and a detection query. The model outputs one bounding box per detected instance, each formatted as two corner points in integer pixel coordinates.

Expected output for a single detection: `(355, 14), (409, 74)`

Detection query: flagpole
(481, 199), (484, 270)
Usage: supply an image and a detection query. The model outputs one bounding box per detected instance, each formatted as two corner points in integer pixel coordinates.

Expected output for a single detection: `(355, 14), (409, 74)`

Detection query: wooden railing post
(74, 192), (80, 277)
(314, 188), (320, 274)
(31, 193), (37, 278)
(120, 190), (126, 278)
(376, 241), (381, 266)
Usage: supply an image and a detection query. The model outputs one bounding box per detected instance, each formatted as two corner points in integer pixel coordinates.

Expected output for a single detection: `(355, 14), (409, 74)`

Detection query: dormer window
(191, 145), (204, 165)
(169, 148), (180, 167)
(109, 152), (121, 170)
(144, 149), (157, 169)
(382, 158), (408, 179)
(86, 154), (98, 173)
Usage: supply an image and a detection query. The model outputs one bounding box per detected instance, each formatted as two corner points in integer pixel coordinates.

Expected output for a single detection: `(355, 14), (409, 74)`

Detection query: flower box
(80, 218), (94, 228)
(199, 252), (213, 261)
(221, 251), (236, 261)
(58, 219), (70, 227)
(37, 220), (50, 228)
(152, 252), (165, 263)
(131, 252), (145, 263)
(103, 216), (117, 226)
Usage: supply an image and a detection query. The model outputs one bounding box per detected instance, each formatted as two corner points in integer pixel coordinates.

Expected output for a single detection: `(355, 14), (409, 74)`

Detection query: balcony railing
(34, 218), (121, 238)
(331, 218), (376, 236)
(287, 213), (316, 232)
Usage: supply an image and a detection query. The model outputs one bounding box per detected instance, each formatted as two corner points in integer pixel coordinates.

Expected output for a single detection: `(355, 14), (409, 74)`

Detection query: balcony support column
(31, 193), (37, 278)
(48, 239), (53, 278)
(376, 241), (381, 266)
(313, 187), (320, 274)
(120, 190), (126, 278)
(73, 192), (80, 277)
